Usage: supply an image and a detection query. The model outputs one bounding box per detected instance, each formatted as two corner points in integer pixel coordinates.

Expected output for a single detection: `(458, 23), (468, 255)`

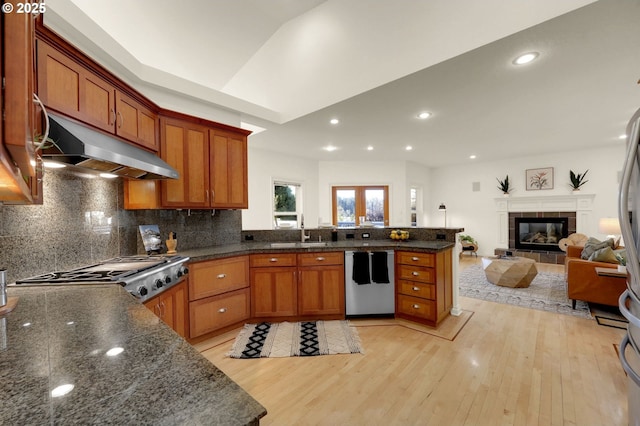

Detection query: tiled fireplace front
(494, 194), (594, 265)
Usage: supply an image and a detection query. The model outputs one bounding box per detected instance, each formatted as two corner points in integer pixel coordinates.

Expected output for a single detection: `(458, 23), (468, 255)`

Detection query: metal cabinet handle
(412, 304), (420, 309)
(412, 287), (419, 291)
(216, 273), (226, 279)
(269, 258), (278, 262)
(316, 257), (325, 261)
(110, 108), (116, 125)
(412, 257), (419, 261)
(218, 308), (227, 313)
(160, 301), (165, 319)
(412, 271), (419, 276)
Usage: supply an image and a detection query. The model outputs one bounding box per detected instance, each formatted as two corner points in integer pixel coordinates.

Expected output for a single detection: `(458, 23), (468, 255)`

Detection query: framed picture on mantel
(526, 167), (554, 191)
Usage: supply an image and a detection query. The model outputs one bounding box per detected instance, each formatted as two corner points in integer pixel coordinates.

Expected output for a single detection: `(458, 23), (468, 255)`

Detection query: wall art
(526, 167), (554, 191)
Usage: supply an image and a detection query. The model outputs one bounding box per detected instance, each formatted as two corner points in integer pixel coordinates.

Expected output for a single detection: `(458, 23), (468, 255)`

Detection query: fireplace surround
(494, 194), (593, 264)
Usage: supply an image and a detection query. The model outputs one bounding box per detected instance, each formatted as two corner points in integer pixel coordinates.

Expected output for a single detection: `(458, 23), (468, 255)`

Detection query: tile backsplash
(0, 169), (241, 283)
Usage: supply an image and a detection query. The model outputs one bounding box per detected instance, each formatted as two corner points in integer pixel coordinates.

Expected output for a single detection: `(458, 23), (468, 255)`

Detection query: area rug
(459, 264), (592, 319)
(227, 320), (363, 359)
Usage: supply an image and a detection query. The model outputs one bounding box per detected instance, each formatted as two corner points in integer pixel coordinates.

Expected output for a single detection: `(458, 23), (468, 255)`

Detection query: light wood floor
(196, 257), (628, 425)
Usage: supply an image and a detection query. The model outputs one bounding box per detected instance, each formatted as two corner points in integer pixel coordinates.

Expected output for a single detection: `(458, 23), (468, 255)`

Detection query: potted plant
(496, 175), (510, 195)
(569, 169), (589, 191)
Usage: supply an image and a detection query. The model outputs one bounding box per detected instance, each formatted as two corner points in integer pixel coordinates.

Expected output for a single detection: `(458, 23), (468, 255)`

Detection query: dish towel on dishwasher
(371, 251), (390, 284)
(352, 252), (371, 284)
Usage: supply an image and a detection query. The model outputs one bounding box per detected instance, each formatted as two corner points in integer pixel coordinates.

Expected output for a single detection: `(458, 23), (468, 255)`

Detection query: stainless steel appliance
(345, 250), (395, 316)
(15, 255), (189, 303)
(617, 106), (640, 425)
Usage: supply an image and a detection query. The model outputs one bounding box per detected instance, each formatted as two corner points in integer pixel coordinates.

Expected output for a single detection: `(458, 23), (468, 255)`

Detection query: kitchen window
(332, 185), (389, 227)
(274, 181), (302, 228)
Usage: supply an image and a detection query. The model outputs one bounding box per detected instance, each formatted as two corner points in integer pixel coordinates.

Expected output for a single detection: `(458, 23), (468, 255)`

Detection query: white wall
(242, 147), (319, 230)
(428, 145), (626, 256)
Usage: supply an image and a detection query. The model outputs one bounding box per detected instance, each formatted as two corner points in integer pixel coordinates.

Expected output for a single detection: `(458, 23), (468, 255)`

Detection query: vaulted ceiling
(45, 0), (639, 167)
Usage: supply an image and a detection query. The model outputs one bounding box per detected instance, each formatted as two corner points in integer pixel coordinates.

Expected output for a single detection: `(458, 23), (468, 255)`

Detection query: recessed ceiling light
(469, 155), (477, 159)
(43, 161), (66, 169)
(367, 146), (374, 151)
(417, 112), (431, 120)
(405, 146), (413, 151)
(324, 145), (337, 152)
(619, 134), (627, 140)
(513, 52), (539, 65)
(330, 118), (340, 125)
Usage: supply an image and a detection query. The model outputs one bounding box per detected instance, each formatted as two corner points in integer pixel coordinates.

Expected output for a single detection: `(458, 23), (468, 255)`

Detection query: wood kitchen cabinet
(125, 115), (249, 210)
(250, 253), (297, 318)
(297, 252), (344, 317)
(36, 40), (158, 150)
(395, 249), (452, 326)
(143, 280), (188, 338)
(188, 256), (250, 339)
(1, 7), (41, 204)
(250, 252), (345, 320)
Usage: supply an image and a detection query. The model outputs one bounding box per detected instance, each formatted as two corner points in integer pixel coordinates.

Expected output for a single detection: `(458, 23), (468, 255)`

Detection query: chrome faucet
(301, 214), (310, 242)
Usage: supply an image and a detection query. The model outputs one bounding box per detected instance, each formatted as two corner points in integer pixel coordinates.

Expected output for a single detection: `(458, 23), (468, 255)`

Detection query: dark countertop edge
(180, 240), (456, 263)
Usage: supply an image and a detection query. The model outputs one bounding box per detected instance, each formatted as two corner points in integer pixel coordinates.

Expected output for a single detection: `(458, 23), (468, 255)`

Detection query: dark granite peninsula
(0, 285), (266, 425)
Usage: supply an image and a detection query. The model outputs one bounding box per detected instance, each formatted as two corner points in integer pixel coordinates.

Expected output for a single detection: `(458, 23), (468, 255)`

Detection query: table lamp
(598, 217), (622, 247)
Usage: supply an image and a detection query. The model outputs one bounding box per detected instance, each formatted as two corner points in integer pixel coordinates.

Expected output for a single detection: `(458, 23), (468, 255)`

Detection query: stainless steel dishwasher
(345, 250), (395, 317)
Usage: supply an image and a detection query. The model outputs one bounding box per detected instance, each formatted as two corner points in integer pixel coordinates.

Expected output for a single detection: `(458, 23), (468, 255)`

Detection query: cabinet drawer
(396, 264), (435, 284)
(398, 280), (435, 300)
(396, 251), (435, 267)
(189, 256), (249, 300)
(189, 288), (250, 338)
(250, 253), (297, 268)
(297, 252), (344, 267)
(397, 294), (436, 321)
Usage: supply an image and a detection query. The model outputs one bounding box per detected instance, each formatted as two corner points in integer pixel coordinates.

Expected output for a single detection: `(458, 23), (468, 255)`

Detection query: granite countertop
(180, 239), (455, 263)
(0, 285), (266, 425)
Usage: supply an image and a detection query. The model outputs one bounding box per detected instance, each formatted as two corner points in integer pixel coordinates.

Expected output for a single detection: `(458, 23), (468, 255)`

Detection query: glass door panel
(336, 189), (355, 227)
(365, 189), (385, 226)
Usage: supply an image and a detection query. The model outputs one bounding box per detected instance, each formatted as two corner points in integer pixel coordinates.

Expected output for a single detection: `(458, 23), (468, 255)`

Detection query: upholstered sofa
(565, 245), (627, 308)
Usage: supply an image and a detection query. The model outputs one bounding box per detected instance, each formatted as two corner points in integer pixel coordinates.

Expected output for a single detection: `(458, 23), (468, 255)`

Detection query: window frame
(331, 185), (389, 227)
(273, 180), (302, 228)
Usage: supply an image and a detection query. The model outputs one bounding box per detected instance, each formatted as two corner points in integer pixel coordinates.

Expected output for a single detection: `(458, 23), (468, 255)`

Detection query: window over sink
(273, 180), (302, 228)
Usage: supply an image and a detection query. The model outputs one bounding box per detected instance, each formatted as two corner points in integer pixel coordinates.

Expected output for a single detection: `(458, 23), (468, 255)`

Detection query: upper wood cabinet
(125, 116), (249, 210)
(209, 129), (248, 209)
(1, 8), (41, 204)
(36, 40), (158, 151)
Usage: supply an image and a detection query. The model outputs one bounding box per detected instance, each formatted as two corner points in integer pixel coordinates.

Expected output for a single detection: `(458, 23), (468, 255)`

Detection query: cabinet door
(298, 266), (345, 316)
(115, 91), (158, 151)
(209, 129), (248, 209)
(161, 117), (209, 208)
(37, 41), (115, 133)
(250, 267), (297, 317)
(143, 281), (188, 338)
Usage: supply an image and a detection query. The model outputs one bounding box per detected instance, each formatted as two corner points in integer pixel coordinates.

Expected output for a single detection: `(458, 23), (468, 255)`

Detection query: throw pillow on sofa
(581, 237), (616, 260)
(588, 246), (619, 264)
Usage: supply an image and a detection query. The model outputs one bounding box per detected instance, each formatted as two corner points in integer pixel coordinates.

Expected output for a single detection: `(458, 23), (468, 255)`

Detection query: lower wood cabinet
(395, 249), (452, 326)
(188, 256), (250, 339)
(143, 280), (188, 338)
(250, 251), (345, 321)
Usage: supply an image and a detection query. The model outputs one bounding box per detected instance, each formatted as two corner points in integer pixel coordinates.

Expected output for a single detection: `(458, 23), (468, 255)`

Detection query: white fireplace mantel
(495, 193), (595, 246)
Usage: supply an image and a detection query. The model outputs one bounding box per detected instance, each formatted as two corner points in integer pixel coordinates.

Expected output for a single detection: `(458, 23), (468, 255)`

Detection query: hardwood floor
(196, 257), (628, 425)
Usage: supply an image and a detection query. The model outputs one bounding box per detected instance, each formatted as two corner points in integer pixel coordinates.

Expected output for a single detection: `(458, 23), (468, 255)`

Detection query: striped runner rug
(227, 320), (363, 358)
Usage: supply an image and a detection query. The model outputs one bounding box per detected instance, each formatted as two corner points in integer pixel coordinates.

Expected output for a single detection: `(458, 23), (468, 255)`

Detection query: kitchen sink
(300, 242), (327, 248)
(269, 242), (328, 248)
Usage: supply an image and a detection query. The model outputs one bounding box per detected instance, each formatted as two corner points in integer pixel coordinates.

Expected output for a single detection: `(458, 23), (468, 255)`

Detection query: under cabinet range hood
(41, 113), (179, 179)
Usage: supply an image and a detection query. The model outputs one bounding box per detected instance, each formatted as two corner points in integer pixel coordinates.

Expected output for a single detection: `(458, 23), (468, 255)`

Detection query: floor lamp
(438, 203), (447, 227)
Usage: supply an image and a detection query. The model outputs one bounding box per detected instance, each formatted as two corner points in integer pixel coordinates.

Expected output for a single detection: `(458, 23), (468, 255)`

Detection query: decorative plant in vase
(569, 169), (589, 191)
(496, 175), (510, 195)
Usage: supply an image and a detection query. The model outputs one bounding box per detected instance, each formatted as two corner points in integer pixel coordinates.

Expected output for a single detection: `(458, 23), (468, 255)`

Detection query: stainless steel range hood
(41, 113), (179, 179)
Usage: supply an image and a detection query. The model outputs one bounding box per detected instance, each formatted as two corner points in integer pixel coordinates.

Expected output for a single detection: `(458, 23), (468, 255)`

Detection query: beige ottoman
(481, 256), (538, 288)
